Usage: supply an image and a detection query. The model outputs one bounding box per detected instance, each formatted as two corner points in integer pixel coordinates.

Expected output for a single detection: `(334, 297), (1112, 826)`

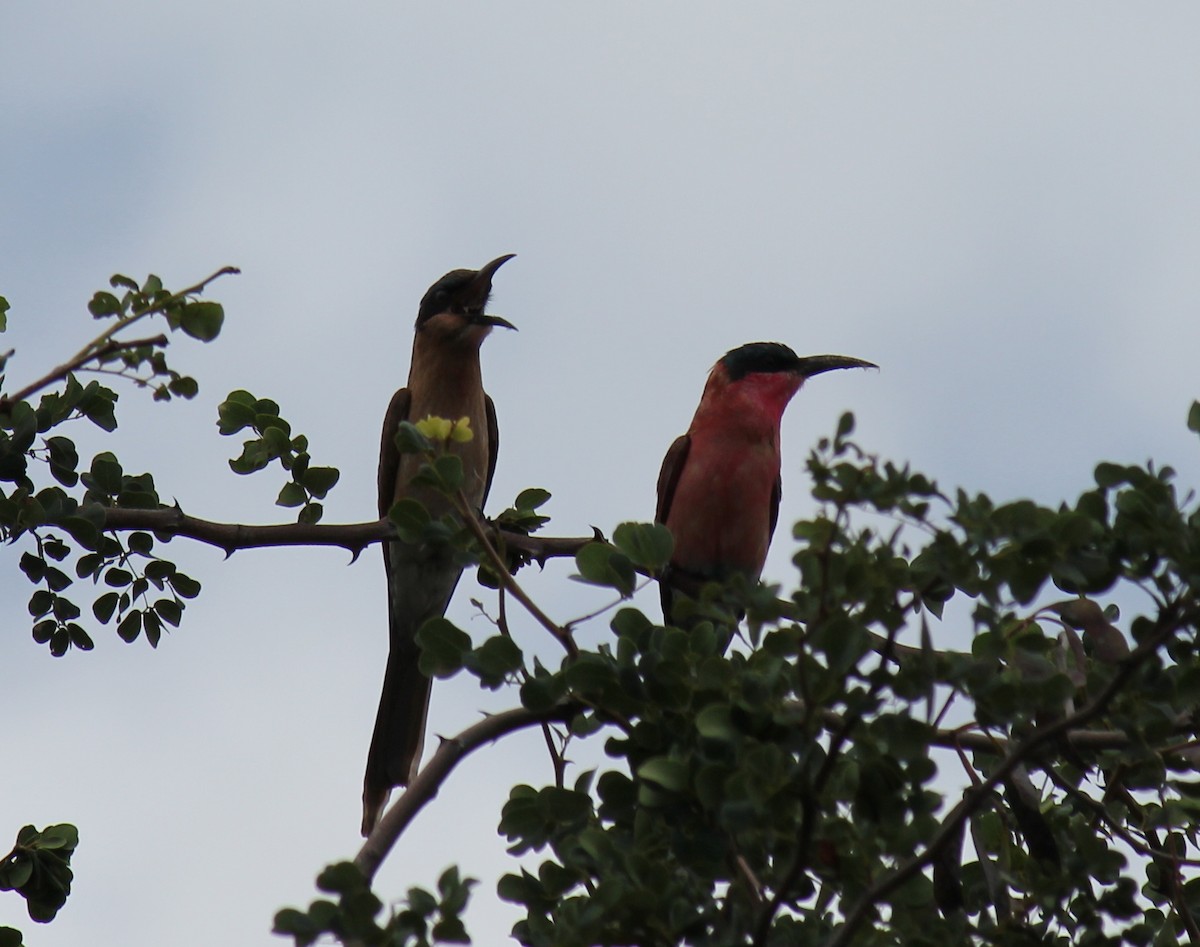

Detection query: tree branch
(451, 489), (578, 657)
(0, 334), (169, 409)
(354, 702), (579, 882)
(68, 265), (239, 364)
(95, 506), (962, 669)
(2, 265), (238, 411)
(97, 506), (598, 560)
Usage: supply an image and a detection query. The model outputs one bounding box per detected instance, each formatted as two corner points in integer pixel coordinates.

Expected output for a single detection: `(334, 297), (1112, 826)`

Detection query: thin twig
(2, 264), (236, 411)
(452, 489), (578, 657)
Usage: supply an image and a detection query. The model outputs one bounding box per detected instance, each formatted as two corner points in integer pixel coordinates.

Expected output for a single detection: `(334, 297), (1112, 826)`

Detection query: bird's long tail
(362, 548), (461, 836)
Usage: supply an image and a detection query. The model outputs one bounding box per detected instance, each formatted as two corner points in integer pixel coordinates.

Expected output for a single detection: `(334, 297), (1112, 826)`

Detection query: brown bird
(656, 342), (874, 624)
(362, 254), (515, 836)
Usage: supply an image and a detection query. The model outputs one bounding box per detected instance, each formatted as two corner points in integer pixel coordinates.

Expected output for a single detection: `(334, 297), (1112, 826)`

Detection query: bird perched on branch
(362, 254), (516, 836)
(656, 342), (875, 625)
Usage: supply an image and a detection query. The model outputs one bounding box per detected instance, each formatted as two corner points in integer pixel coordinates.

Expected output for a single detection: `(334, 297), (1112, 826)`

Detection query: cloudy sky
(3, 3), (1199, 944)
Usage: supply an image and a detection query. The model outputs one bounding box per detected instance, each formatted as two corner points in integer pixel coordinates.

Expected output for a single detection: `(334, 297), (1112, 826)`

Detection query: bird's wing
(483, 394), (499, 507)
(377, 387), (412, 582)
(378, 388), (412, 519)
(768, 475), (782, 545)
(655, 434), (691, 524)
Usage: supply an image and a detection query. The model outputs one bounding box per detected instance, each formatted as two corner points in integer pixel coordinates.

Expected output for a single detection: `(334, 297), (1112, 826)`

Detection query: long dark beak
(478, 253), (516, 279)
(470, 253), (518, 330)
(794, 354), (877, 378)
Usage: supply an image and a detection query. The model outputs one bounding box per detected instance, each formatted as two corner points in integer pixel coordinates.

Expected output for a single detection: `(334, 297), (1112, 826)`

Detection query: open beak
(470, 253), (518, 330)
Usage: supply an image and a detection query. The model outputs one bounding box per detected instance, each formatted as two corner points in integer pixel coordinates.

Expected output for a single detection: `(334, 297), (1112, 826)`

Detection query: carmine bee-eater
(656, 342), (875, 624)
(362, 254), (516, 836)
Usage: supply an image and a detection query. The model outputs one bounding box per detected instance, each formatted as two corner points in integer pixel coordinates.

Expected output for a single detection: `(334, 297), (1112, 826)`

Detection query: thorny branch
(354, 702), (579, 881)
(450, 488), (578, 657)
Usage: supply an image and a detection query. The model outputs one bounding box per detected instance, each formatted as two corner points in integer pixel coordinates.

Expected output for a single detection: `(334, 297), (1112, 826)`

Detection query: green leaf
(104, 568), (132, 588)
(117, 610), (142, 642)
(155, 598), (183, 627)
(464, 635), (524, 688)
(415, 617), (472, 678)
(143, 609), (162, 647)
(170, 572), (201, 599)
(46, 436), (79, 488)
(179, 301), (224, 341)
(88, 291), (123, 318)
(77, 384), (118, 432)
(432, 454), (464, 491)
(393, 421), (433, 455)
(35, 825), (78, 850)
(217, 393), (258, 435)
(260, 424), (291, 457)
(1094, 462), (1131, 489)
(388, 498), (432, 543)
(573, 542), (636, 596)
(297, 502), (323, 525)
(19, 552), (45, 583)
(127, 531), (154, 555)
(277, 482), (307, 508)
(1189, 401), (1200, 434)
(515, 488), (551, 511)
(637, 757), (688, 793)
(612, 521), (673, 571)
(300, 466), (340, 498)
(695, 704), (737, 743)
(87, 452), (123, 496)
(68, 624), (94, 651)
(93, 592), (119, 623)
(165, 375), (198, 399)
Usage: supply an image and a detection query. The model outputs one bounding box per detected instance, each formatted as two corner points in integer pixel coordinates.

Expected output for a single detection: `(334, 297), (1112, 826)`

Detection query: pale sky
(2, 4), (1199, 944)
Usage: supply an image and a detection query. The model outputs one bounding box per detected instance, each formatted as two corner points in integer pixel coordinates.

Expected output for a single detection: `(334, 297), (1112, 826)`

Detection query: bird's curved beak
(478, 253), (516, 279)
(794, 354), (876, 378)
(471, 253), (518, 330)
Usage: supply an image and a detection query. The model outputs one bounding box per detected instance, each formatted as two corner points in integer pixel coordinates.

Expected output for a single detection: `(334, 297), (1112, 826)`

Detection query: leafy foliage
(0, 824), (78, 924)
(8, 273), (1200, 945)
(337, 410), (1200, 945)
(0, 269), (338, 657)
(218, 389), (340, 524)
(273, 863), (475, 947)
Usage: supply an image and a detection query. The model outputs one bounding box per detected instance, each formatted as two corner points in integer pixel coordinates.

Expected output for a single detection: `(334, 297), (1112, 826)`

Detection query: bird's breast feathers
(665, 432), (778, 579)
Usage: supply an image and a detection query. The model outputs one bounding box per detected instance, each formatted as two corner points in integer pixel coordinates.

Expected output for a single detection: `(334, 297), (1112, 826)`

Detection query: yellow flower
(449, 416), (474, 443)
(414, 415), (474, 444)
(415, 415), (453, 442)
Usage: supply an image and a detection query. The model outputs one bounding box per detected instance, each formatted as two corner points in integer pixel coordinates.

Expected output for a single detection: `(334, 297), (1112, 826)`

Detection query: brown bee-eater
(656, 342), (874, 624)
(362, 254), (515, 836)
